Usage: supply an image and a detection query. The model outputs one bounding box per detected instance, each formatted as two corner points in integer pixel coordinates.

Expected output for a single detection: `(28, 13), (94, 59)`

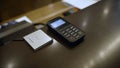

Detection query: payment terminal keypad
(59, 24), (82, 42)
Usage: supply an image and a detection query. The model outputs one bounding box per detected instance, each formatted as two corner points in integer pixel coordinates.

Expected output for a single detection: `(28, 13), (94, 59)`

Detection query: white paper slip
(63, 0), (101, 10)
(23, 30), (53, 50)
(15, 16), (32, 23)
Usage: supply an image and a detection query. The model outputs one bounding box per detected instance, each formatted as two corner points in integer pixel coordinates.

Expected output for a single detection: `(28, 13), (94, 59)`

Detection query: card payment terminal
(47, 17), (85, 46)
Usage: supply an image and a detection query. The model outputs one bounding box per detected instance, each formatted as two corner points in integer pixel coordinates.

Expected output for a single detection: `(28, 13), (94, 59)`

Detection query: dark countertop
(0, 0), (120, 68)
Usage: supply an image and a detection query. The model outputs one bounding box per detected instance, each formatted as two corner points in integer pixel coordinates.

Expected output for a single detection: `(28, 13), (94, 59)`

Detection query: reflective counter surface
(0, 0), (120, 68)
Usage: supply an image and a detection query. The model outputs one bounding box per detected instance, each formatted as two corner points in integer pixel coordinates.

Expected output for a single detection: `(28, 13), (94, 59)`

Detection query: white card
(23, 30), (52, 50)
(63, 0), (101, 9)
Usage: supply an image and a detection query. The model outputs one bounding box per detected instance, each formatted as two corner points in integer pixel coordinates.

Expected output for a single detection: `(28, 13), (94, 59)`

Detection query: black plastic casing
(47, 17), (85, 47)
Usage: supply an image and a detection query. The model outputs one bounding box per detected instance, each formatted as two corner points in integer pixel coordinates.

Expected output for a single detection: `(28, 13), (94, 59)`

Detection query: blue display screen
(50, 19), (66, 28)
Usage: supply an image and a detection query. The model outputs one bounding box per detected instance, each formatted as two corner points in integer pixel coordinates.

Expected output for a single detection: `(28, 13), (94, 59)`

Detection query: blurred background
(0, 0), (60, 22)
